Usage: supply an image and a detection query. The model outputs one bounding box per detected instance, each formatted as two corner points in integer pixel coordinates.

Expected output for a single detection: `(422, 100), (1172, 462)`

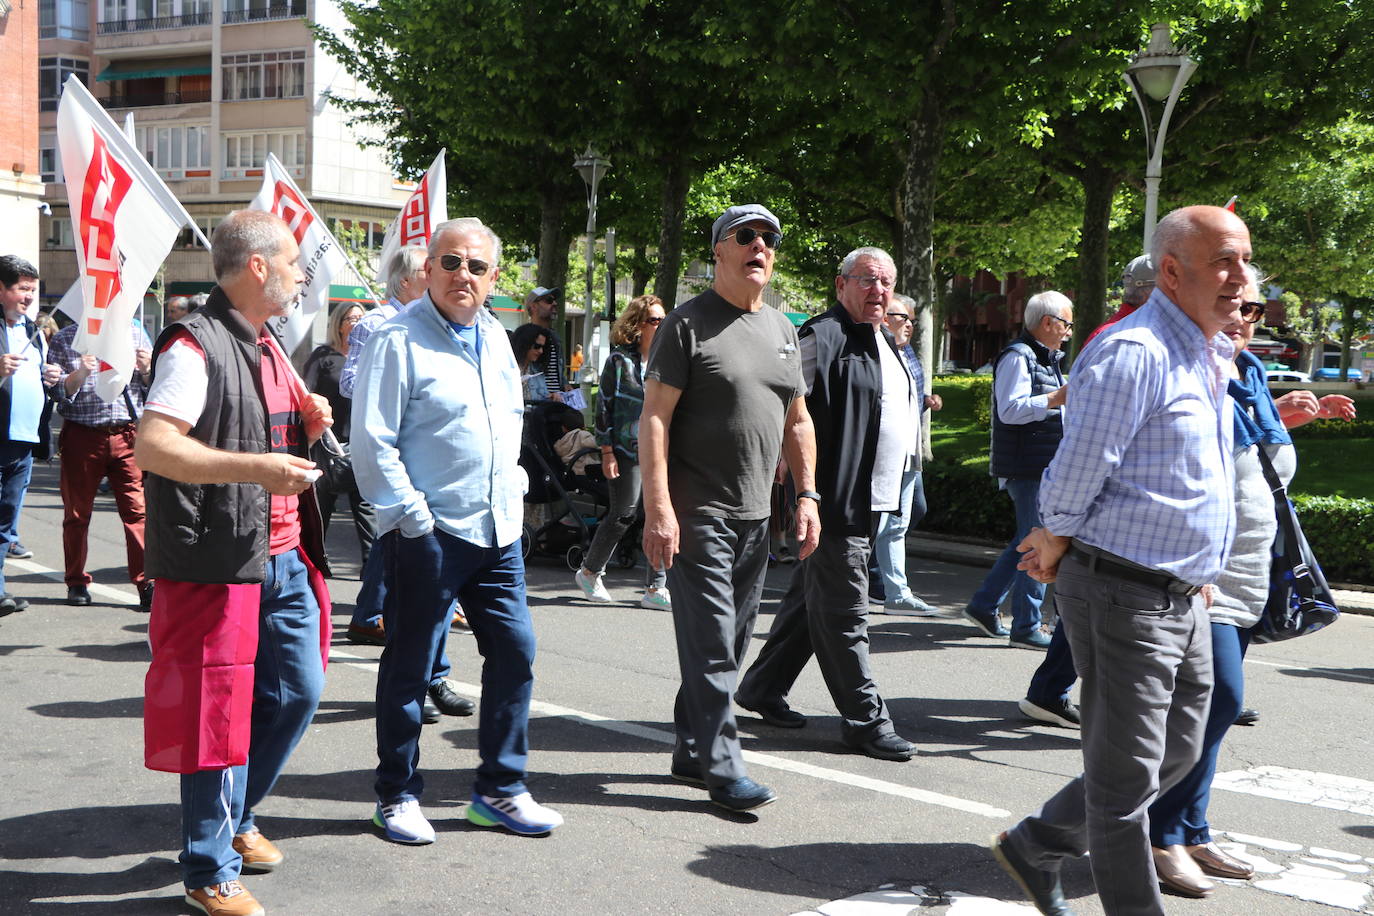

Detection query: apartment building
(2, 0), (46, 261)
(35, 0), (405, 337)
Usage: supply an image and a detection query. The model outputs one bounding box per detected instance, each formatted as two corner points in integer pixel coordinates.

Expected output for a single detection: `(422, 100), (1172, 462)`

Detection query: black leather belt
(1067, 543), (1203, 597)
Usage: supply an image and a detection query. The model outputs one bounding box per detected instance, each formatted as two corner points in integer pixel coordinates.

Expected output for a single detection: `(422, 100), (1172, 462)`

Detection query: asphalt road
(2, 460), (1371, 915)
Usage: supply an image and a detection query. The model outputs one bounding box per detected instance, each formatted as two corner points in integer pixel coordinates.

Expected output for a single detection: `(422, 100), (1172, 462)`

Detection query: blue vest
(989, 333), (1065, 479)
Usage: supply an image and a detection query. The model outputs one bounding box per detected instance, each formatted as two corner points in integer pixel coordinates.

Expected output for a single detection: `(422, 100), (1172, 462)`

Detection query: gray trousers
(737, 528), (893, 746)
(667, 514), (771, 788)
(1006, 548), (1213, 916)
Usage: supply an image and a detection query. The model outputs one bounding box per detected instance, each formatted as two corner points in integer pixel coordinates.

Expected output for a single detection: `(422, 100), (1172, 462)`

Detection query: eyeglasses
(529, 343), (545, 351)
(885, 312), (912, 324)
(732, 227), (782, 249)
(844, 274), (895, 291)
(434, 254), (491, 276)
(1239, 301), (1264, 324)
(641, 316), (664, 326)
(1049, 314), (1074, 332)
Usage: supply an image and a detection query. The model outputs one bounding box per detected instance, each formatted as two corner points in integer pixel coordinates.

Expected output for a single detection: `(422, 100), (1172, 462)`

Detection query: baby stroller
(519, 399), (638, 570)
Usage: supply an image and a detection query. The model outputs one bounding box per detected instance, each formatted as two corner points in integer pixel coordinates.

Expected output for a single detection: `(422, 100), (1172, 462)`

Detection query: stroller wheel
(521, 524), (534, 559)
(565, 545), (584, 572)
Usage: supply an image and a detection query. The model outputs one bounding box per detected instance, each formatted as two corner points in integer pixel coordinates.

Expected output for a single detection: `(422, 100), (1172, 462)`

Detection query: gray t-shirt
(645, 289), (804, 519)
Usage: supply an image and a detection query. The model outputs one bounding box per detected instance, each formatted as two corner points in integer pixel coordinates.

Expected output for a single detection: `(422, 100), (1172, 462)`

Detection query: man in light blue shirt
(352, 218), (562, 845)
(991, 206), (1246, 916)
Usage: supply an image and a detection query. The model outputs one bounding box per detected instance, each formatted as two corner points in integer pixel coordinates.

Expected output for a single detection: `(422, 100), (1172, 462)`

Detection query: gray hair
(385, 245), (429, 301)
(212, 210), (288, 281)
(890, 293), (916, 317)
(190, 292), (209, 308)
(1150, 208), (1201, 271)
(839, 246), (895, 277)
(429, 217), (502, 267)
(165, 295), (189, 310)
(1024, 290), (1072, 328)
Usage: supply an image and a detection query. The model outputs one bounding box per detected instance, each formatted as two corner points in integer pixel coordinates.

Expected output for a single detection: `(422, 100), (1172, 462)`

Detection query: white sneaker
(640, 588), (671, 610)
(466, 790), (564, 836)
(574, 568), (614, 603)
(373, 799), (436, 844)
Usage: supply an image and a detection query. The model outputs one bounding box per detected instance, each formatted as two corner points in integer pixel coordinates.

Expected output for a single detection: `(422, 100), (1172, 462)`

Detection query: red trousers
(59, 421), (147, 588)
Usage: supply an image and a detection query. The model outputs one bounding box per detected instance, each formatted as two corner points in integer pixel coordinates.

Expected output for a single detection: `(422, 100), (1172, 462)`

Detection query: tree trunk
(536, 182), (573, 340)
(1070, 164), (1119, 362)
(653, 156), (692, 310)
(632, 243), (651, 297)
(1338, 299), (1360, 377)
(899, 91), (945, 458)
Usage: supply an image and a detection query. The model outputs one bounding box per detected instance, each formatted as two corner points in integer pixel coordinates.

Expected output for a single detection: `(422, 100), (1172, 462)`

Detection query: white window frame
(133, 123), (212, 179)
(221, 49), (306, 101)
(221, 130), (306, 179)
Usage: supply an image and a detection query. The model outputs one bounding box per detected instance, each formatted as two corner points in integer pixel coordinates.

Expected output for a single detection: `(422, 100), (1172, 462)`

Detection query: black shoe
(670, 762), (707, 789)
(1019, 696), (1080, 729)
(138, 581), (155, 611)
(1235, 707), (1259, 726)
(991, 831), (1073, 915)
(962, 607), (1009, 638)
(0, 594), (30, 614)
(67, 585), (92, 606)
(7, 542), (32, 560)
(421, 696), (441, 724)
(852, 732), (917, 761)
(708, 777), (776, 813)
(427, 680), (476, 717)
(736, 695), (806, 729)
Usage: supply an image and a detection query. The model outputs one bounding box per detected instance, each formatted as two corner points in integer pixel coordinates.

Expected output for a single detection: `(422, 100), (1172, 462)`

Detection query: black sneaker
(427, 680), (476, 716)
(962, 607), (1009, 638)
(990, 831), (1074, 915)
(1019, 696), (1080, 729)
(709, 777), (776, 813)
(7, 542), (32, 560)
(0, 594), (30, 614)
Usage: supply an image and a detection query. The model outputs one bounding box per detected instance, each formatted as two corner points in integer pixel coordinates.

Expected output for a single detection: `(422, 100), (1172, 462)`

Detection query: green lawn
(929, 380), (1372, 498)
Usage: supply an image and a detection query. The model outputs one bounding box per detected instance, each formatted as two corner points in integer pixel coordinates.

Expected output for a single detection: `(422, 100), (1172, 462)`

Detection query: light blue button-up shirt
(351, 294), (526, 549)
(339, 296), (407, 399)
(1039, 288), (1236, 586)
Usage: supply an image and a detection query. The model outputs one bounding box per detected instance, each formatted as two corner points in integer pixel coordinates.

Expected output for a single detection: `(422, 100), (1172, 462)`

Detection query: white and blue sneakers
(465, 791), (564, 836)
(373, 799), (436, 845)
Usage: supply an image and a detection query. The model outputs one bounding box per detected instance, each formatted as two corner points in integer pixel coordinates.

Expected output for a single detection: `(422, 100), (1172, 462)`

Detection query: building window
(40, 0), (90, 39)
(175, 216), (215, 249)
(40, 57), (90, 113)
(222, 50), (306, 101)
(133, 124), (212, 178)
(47, 218), (74, 249)
(222, 130), (305, 179)
(40, 136), (61, 183)
(222, 0), (304, 24)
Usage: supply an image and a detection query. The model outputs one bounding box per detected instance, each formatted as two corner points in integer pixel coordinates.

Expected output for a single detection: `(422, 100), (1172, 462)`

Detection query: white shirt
(870, 338), (914, 512)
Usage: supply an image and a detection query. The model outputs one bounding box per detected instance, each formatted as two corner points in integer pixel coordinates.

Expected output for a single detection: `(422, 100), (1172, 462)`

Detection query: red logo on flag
(271, 181), (315, 244)
(398, 174), (431, 246)
(77, 130), (132, 336)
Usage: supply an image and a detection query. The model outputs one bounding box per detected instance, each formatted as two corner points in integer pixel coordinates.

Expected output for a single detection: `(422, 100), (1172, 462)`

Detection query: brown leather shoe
(233, 828), (283, 873)
(346, 621), (386, 646)
(1152, 844), (1214, 898)
(185, 880), (265, 916)
(1189, 841), (1254, 879)
(451, 607), (472, 632)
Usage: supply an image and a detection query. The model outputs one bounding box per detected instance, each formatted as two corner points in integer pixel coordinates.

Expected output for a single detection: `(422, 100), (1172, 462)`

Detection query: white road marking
(1214, 766), (1374, 816)
(8, 558), (138, 605)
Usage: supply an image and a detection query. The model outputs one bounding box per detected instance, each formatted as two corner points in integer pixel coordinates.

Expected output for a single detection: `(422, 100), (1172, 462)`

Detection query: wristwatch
(796, 490), (822, 505)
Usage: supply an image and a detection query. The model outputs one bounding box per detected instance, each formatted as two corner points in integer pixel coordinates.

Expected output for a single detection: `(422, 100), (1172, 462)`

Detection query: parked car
(1266, 369), (1311, 384)
(1247, 336), (1299, 362)
(1311, 367), (1364, 381)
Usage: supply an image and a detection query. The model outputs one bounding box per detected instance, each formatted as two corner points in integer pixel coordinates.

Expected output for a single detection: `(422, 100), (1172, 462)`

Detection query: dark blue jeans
(1148, 621), (1249, 847)
(1026, 617), (1078, 704)
(966, 477), (1045, 639)
(0, 443), (34, 595)
(352, 532), (453, 686)
(374, 529), (534, 804)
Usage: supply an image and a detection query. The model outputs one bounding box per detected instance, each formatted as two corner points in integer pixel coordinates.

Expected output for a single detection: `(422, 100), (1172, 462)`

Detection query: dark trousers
(0, 442), (34, 595)
(1026, 617), (1078, 704)
(738, 526), (893, 745)
(59, 421), (147, 588)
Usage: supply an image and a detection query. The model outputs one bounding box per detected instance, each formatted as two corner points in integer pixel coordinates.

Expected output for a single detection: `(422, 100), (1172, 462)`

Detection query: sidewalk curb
(906, 534), (1374, 616)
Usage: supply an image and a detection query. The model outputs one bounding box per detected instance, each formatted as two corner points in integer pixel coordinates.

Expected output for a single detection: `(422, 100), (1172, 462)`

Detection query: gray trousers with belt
(736, 527), (894, 746)
(1006, 548), (1214, 916)
(667, 514), (771, 789)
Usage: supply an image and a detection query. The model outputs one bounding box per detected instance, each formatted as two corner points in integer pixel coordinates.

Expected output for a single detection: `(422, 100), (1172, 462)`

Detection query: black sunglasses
(1239, 301), (1264, 324)
(641, 316), (664, 326)
(530, 343), (545, 350)
(733, 227), (782, 249)
(885, 312), (913, 324)
(435, 254), (491, 276)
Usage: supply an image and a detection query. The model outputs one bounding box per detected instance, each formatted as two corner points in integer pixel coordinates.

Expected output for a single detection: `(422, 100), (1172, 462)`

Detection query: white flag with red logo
(56, 76), (202, 402)
(376, 150), (447, 290)
(248, 153), (351, 354)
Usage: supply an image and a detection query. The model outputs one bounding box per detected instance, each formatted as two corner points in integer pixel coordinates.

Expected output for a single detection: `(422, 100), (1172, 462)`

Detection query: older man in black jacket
(736, 246), (918, 761)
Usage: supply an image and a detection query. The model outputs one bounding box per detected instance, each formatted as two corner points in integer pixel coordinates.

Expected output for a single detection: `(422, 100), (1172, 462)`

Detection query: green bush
(1288, 417), (1374, 439)
(1292, 494), (1374, 585)
(920, 458), (1014, 543)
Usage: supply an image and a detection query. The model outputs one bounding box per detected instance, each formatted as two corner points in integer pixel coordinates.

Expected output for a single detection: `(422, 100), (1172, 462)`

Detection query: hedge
(920, 459), (1374, 585)
(1289, 417), (1374, 439)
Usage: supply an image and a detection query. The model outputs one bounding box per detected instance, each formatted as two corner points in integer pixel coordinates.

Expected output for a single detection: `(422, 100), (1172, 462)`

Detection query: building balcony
(223, 2), (305, 24)
(96, 10), (211, 34)
(104, 88), (212, 108)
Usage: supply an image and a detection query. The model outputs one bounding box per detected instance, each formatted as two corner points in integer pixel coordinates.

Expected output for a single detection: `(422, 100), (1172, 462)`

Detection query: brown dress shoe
(233, 828), (283, 873)
(451, 607), (472, 632)
(185, 880), (265, 916)
(1152, 844), (1215, 898)
(1189, 841), (1255, 879)
(346, 621), (386, 646)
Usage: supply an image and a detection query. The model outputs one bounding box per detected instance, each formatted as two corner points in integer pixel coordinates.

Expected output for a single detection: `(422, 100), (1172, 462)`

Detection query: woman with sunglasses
(574, 294), (671, 609)
(1147, 269), (1356, 898)
(510, 323), (552, 401)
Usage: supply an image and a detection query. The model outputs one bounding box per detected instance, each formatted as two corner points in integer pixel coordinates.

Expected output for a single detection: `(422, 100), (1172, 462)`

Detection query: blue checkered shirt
(47, 321), (152, 426)
(1039, 289), (1236, 586)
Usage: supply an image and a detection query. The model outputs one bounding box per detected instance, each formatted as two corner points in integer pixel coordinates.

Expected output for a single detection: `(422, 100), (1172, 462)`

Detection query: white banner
(376, 149), (447, 290)
(248, 153), (351, 354)
(56, 75), (200, 402)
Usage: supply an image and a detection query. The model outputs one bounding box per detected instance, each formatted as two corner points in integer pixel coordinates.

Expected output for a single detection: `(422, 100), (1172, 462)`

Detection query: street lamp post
(574, 146), (610, 399)
(1123, 22), (1197, 253)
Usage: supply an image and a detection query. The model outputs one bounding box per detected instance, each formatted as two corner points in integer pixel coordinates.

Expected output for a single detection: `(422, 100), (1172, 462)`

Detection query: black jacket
(0, 315), (55, 459)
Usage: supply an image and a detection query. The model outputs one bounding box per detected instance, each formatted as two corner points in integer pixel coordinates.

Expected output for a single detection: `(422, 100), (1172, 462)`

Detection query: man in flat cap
(519, 286), (570, 400)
